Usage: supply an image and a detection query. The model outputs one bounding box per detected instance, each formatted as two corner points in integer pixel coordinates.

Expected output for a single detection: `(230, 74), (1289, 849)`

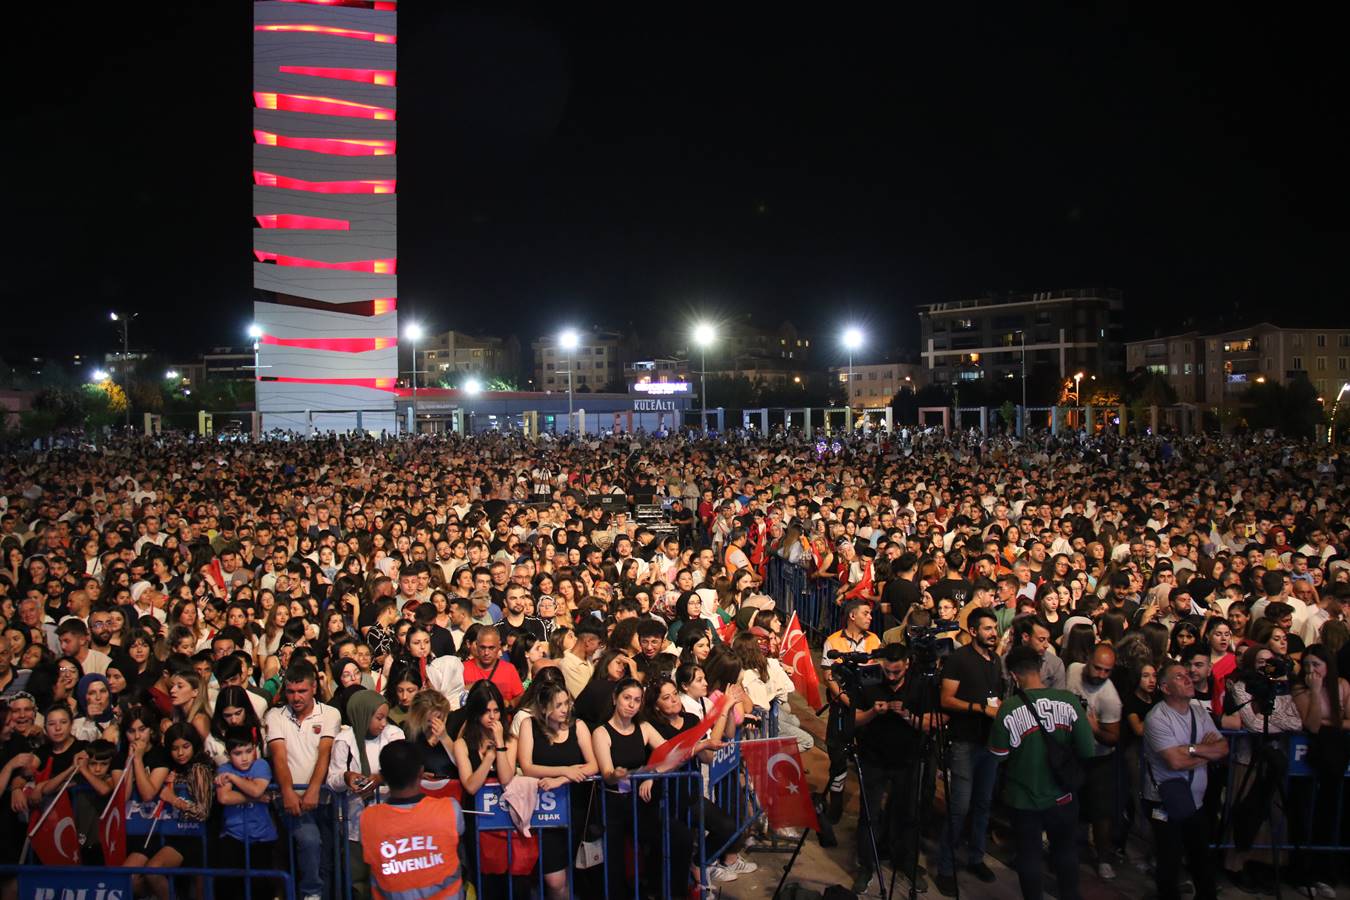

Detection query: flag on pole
(646, 691), (732, 773)
(28, 791), (82, 865)
(741, 737), (820, 832)
(98, 768), (131, 865)
(779, 611), (822, 707)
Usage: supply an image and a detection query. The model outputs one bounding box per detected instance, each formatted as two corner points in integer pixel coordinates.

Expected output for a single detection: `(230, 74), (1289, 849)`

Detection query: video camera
(905, 621), (961, 671)
(825, 647), (886, 696)
(1229, 655), (1292, 715)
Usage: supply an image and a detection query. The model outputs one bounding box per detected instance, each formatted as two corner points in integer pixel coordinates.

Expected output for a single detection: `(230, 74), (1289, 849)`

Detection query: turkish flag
(99, 769), (131, 865)
(780, 612), (822, 707)
(717, 618), (738, 645)
(646, 692), (732, 773)
(28, 792), (82, 865)
(741, 737), (820, 832)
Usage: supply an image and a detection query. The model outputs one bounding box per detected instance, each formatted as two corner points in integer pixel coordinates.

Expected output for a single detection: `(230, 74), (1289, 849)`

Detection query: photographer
(851, 643), (935, 895)
(821, 599), (881, 823)
(936, 606), (1004, 895)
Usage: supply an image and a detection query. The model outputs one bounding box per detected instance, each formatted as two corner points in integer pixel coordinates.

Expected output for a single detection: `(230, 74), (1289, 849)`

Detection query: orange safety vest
(361, 797), (463, 900)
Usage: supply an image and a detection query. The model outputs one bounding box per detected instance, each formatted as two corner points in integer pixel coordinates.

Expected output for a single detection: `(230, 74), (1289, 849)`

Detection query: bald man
(1066, 643), (1122, 881)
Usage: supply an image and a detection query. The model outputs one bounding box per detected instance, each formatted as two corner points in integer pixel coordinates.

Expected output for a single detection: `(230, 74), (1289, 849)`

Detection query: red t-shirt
(462, 658), (524, 706)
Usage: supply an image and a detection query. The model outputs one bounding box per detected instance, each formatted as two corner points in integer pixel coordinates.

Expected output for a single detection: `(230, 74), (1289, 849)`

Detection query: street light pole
(110, 311), (135, 428)
(559, 329), (579, 434)
(405, 322), (423, 436)
(692, 323), (715, 434)
(1020, 329), (1027, 412)
(842, 327), (863, 426)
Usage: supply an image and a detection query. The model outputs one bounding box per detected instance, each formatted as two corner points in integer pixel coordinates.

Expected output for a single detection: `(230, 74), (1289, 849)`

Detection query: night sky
(3, 4), (1346, 365)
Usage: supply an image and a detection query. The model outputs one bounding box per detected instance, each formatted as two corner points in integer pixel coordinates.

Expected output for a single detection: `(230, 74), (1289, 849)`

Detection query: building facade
(533, 330), (628, 393)
(251, 0), (399, 433)
(918, 288), (1125, 386)
(831, 361), (925, 409)
(419, 331), (518, 384)
(1128, 322), (1350, 407)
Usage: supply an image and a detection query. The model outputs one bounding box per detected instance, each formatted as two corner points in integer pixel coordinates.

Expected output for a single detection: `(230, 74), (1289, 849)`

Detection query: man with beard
(936, 607), (1005, 895)
(1065, 643), (1122, 881)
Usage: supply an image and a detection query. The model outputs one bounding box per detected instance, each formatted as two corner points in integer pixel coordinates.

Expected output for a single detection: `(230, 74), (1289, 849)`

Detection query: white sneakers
(709, 857), (760, 882)
(1097, 862), (1117, 881)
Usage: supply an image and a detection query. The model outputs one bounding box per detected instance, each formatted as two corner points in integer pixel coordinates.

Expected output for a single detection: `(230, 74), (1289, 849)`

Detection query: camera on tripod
(904, 621), (960, 672)
(1238, 655), (1292, 710)
(825, 648), (885, 695)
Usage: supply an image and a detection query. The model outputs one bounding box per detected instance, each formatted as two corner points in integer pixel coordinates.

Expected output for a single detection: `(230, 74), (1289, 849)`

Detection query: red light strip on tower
(253, 131), (395, 156)
(277, 66), (397, 86)
(274, 0), (383, 8)
(254, 24), (395, 43)
(253, 171), (396, 194)
(254, 92), (395, 120)
(255, 214), (351, 230)
(272, 376), (398, 389)
(266, 295), (398, 316)
(261, 335), (397, 353)
(254, 251), (397, 274)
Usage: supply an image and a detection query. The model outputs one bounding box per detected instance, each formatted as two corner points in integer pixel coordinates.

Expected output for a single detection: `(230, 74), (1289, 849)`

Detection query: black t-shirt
(497, 616), (546, 651)
(880, 577), (921, 620)
(857, 675), (927, 762)
(427, 624), (457, 659)
(1119, 690), (1156, 748)
(418, 737), (456, 779)
(37, 739), (88, 781)
(941, 644), (1005, 744)
(650, 711), (699, 741)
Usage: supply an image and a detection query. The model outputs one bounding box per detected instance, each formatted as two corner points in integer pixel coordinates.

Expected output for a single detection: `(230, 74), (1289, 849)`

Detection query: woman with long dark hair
(593, 677), (696, 899)
(122, 722), (213, 900)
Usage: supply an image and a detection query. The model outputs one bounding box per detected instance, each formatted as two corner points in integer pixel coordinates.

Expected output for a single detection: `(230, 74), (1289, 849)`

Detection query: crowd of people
(0, 426), (1346, 900)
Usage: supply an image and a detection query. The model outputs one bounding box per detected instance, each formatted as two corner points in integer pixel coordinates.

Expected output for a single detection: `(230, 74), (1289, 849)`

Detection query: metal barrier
(765, 556), (842, 642)
(1210, 730), (1350, 855)
(20, 751), (767, 900)
(4, 864), (297, 900)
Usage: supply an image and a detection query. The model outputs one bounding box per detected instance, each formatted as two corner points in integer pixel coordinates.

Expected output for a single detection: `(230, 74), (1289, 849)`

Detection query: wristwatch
(1187, 744), (1196, 757)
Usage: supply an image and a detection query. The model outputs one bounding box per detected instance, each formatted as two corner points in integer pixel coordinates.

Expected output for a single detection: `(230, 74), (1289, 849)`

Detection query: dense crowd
(0, 427), (1346, 900)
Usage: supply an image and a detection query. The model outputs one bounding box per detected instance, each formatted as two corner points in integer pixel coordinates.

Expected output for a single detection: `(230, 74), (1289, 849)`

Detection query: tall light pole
(693, 323), (715, 433)
(405, 321), (423, 434)
(843, 327), (863, 415)
(247, 324), (263, 383)
(1018, 329), (1027, 412)
(110, 311), (136, 428)
(559, 329), (579, 433)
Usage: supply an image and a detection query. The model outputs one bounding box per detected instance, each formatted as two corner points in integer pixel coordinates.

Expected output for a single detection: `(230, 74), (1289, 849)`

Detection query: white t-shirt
(1066, 661), (1122, 758)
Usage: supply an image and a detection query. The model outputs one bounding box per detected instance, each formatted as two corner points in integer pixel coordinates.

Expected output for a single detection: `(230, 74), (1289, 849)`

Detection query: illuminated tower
(252, 0), (397, 433)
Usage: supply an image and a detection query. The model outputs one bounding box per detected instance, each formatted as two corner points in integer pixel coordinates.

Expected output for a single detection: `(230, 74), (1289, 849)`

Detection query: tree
(1238, 376), (1322, 438)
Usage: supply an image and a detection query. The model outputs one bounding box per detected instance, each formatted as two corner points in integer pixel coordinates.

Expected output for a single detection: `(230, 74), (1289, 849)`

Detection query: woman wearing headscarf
(327, 689), (405, 900)
(72, 674), (118, 743)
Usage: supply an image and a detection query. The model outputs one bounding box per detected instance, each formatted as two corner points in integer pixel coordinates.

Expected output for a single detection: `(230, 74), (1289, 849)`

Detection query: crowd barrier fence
(1210, 730), (1350, 855)
(18, 730), (777, 900)
(765, 556), (840, 643)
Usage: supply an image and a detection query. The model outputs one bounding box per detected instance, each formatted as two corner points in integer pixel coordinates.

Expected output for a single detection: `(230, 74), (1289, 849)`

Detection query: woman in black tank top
(516, 683), (599, 900)
(593, 677), (696, 900)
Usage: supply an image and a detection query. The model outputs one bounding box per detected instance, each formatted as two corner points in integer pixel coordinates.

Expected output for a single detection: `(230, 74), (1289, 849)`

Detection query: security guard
(361, 740), (465, 900)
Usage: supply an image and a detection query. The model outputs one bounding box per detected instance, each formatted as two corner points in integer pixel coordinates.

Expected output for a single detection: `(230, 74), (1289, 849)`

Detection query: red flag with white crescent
(717, 617), (738, 645)
(28, 792), (82, 865)
(98, 768), (131, 865)
(779, 612), (822, 707)
(741, 737), (819, 832)
(420, 777), (463, 802)
(646, 691), (732, 773)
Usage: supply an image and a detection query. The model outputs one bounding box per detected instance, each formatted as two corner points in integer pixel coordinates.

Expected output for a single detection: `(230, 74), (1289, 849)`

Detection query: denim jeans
(287, 809), (332, 898)
(937, 740), (999, 875)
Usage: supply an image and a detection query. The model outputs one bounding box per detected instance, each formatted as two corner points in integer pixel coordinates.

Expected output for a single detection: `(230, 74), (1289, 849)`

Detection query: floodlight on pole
(559, 329), (579, 433)
(692, 323), (716, 433)
(247, 324), (264, 387)
(463, 377), (482, 396)
(165, 370), (179, 380)
(405, 322), (424, 433)
(91, 369), (110, 382)
(842, 327), (863, 414)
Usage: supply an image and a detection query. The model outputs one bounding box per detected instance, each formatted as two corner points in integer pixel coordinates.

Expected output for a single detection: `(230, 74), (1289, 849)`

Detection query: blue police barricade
(469, 782), (572, 900)
(598, 771), (704, 900)
(5, 864), (297, 900)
